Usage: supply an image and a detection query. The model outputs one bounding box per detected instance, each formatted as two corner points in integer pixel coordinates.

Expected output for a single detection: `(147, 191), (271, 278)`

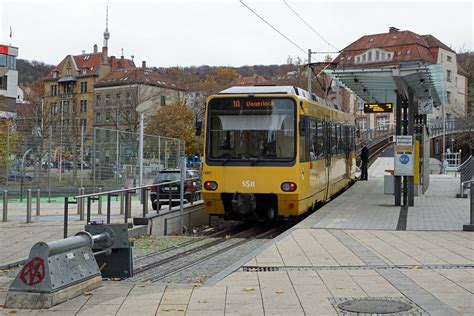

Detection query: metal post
(168, 183), (172, 211)
(77, 187), (81, 215)
(6, 125), (9, 187)
(64, 197), (68, 238)
(79, 188), (85, 220)
(407, 90), (415, 206)
(124, 191), (129, 223)
(93, 127), (97, 192)
(116, 111), (120, 190)
(2, 190), (7, 222)
(60, 101), (63, 182)
(139, 112), (144, 187)
(142, 188), (148, 217)
(307, 49), (312, 94)
(80, 124), (84, 188)
(106, 194), (111, 224)
(120, 190), (125, 215)
(48, 125), (52, 202)
(36, 189), (40, 216)
(26, 189), (32, 223)
(158, 137), (161, 169)
(97, 187), (102, 214)
(179, 157), (185, 235)
(128, 191), (132, 219)
(164, 218), (168, 235)
(87, 196), (91, 223)
(394, 94), (403, 206)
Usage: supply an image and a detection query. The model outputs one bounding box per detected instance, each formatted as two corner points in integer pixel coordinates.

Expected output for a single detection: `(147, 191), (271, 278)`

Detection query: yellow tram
(202, 86), (356, 221)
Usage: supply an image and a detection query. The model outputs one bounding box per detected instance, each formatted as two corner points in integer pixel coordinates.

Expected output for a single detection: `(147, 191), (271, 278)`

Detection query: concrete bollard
(36, 189), (40, 216)
(26, 189), (32, 223)
(97, 187), (102, 215)
(2, 190), (7, 222)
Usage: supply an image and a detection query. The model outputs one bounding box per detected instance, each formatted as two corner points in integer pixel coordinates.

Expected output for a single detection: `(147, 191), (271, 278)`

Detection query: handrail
(75, 177), (201, 199)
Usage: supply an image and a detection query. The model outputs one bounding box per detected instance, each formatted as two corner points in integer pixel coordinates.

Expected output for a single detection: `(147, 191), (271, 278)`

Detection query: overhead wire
(239, 0), (306, 55)
(282, 0), (340, 52)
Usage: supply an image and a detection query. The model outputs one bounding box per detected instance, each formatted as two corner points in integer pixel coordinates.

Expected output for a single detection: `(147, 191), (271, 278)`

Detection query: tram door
(324, 120), (331, 201)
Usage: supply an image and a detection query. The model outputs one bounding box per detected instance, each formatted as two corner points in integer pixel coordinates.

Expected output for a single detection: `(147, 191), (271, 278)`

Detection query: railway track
(129, 222), (291, 283)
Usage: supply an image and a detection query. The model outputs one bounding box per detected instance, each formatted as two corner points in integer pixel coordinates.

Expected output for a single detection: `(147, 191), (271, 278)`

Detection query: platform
(1, 157), (473, 315)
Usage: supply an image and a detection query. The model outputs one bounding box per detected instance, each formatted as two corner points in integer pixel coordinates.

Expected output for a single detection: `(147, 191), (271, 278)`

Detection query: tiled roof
(421, 35), (455, 53)
(335, 29), (453, 67)
(95, 68), (186, 91)
(45, 52), (135, 79)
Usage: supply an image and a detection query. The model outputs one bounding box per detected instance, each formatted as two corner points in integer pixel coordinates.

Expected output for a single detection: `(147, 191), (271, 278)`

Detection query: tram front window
(207, 98), (295, 164)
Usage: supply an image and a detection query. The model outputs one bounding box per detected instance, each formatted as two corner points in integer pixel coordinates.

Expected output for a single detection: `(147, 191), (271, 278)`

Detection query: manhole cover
(338, 298), (412, 314)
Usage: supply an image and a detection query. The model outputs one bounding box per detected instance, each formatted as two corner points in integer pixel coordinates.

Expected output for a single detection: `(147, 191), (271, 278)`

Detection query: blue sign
(399, 154), (409, 164)
(367, 128), (372, 132)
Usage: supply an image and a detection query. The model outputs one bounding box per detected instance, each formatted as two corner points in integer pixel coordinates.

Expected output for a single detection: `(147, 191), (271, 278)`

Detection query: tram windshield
(207, 98), (296, 164)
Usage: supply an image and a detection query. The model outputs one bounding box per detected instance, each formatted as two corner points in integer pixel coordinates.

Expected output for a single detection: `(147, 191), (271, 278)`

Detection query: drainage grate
(241, 264), (474, 272)
(242, 266), (280, 272)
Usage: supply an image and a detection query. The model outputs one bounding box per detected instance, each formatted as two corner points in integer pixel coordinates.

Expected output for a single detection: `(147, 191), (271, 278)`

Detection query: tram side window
(331, 125), (337, 155)
(316, 119), (325, 159)
(341, 125), (349, 154)
(309, 118), (317, 160)
(299, 116), (310, 162)
(338, 125), (345, 155)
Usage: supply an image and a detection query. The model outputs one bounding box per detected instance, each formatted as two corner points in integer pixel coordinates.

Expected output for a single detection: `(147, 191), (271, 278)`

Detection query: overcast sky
(0, 0), (472, 67)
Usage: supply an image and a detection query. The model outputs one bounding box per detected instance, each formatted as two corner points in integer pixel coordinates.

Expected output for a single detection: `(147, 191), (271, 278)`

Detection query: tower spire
(103, 6), (110, 47)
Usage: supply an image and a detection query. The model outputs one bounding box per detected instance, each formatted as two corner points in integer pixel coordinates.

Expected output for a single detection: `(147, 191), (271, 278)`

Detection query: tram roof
(323, 64), (447, 107)
(219, 85), (329, 105)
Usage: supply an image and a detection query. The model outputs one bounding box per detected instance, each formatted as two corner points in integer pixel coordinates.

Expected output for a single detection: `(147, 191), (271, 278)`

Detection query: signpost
(394, 136), (414, 176)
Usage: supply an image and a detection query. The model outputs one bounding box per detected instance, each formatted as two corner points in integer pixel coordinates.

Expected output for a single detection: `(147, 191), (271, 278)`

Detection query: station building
(0, 44), (19, 117)
(334, 27), (468, 136)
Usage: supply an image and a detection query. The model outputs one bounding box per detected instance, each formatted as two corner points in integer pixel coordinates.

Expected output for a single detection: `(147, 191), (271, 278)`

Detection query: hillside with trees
(16, 59), (53, 85)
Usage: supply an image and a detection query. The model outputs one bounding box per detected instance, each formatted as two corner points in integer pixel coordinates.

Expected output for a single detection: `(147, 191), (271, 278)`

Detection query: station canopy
(323, 64), (447, 107)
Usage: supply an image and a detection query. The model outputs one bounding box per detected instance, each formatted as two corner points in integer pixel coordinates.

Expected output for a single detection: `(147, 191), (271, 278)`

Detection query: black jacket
(361, 146), (369, 162)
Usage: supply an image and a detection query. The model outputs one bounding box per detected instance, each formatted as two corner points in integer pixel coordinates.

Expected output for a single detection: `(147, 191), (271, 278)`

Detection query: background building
(0, 44), (19, 116)
(334, 27), (468, 136)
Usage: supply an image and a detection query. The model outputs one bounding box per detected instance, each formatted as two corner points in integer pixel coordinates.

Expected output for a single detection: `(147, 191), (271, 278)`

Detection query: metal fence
(428, 118), (474, 138)
(0, 123), (184, 199)
(92, 127), (185, 191)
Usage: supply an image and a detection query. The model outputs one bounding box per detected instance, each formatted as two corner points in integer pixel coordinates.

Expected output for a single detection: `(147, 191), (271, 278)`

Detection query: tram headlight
(204, 181), (218, 191)
(281, 182), (297, 192)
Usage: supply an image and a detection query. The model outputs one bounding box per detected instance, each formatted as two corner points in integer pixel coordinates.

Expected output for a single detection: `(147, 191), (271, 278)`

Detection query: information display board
(363, 103), (393, 113)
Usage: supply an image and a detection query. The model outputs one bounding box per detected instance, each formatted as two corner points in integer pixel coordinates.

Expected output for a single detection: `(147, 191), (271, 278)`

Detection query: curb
(0, 257), (27, 270)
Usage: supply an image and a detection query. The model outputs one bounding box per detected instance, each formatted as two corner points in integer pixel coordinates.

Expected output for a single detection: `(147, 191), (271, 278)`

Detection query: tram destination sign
(363, 103), (393, 113)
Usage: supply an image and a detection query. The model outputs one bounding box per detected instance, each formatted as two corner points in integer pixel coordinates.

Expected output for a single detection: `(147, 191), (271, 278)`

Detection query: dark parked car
(150, 169), (202, 210)
(8, 171), (33, 181)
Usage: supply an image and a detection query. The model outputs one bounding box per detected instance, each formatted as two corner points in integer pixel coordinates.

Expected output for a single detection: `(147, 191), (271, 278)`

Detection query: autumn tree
(145, 102), (201, 155)
(203, 67), (240, 94)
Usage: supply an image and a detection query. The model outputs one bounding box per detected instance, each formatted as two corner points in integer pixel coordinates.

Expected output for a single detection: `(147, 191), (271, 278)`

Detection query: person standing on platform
(360, 144), (369, 180)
